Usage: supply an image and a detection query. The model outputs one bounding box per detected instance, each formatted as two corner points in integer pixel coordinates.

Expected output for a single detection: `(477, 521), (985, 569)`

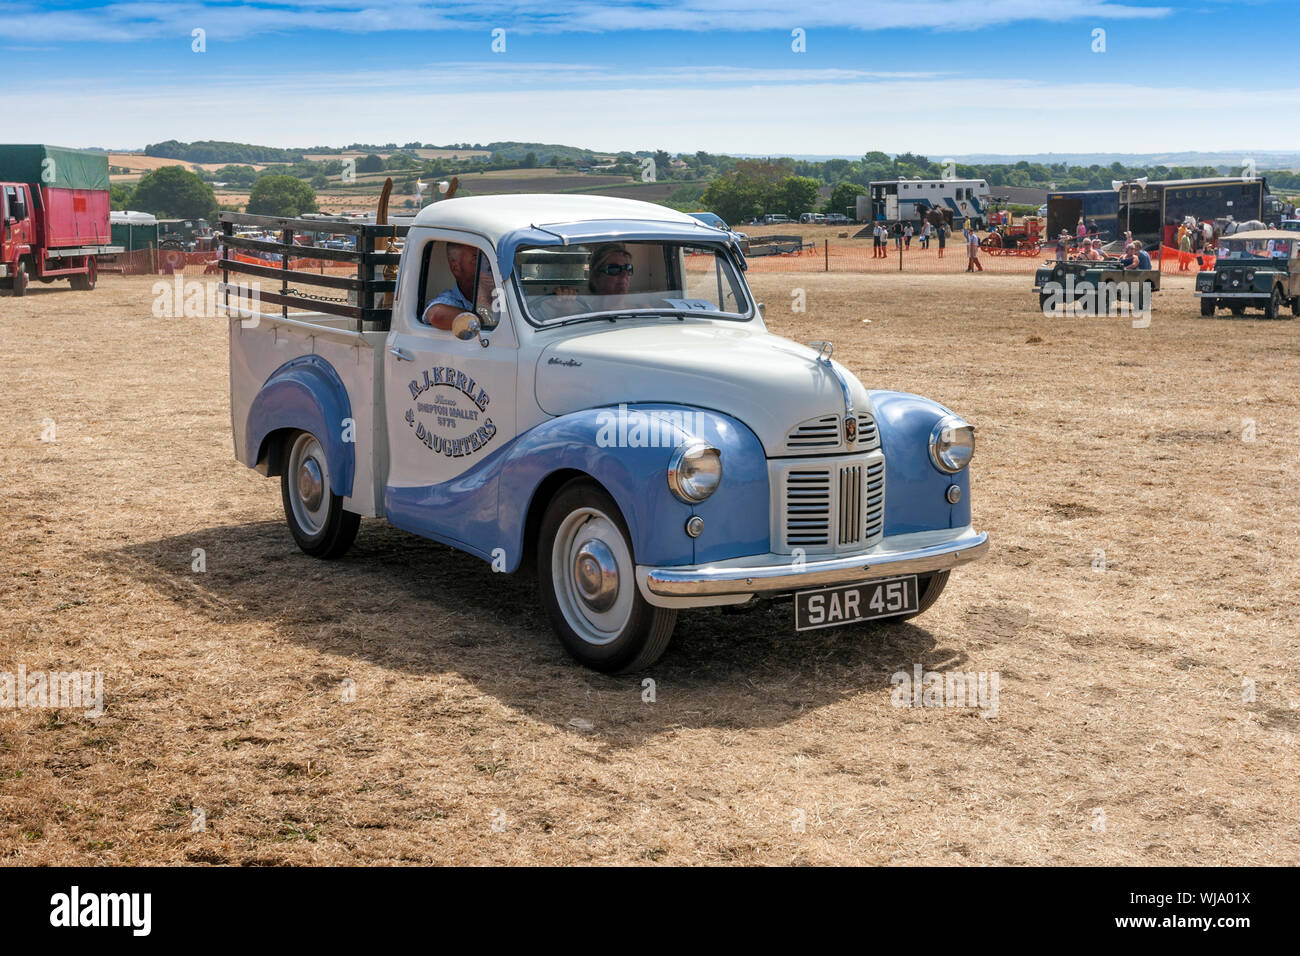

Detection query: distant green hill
(145, 140), (306, 164)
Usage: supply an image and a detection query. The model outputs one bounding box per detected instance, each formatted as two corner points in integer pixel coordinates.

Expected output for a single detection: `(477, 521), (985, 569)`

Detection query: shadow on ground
(99, 518), (970, 741)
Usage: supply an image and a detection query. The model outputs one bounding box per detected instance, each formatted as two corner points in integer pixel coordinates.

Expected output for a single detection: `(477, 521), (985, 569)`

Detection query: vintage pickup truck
(226, 196), (988, 672)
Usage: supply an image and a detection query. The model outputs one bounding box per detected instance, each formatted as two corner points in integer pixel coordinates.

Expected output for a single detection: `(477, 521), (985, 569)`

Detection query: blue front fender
(386, 404), (768, 571)
(498, 404), (768, 570)
(869, 390), (972, 534)
(245, 355), (355, 497)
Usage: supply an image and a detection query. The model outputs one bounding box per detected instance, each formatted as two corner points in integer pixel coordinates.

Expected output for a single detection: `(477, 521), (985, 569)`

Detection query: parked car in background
(1281, 219), (1300, 233)
(761, 214), (793, 225)
(689, 210), (749, 254)
(799, 213), (827, 224)
(825, 213), (850, 225)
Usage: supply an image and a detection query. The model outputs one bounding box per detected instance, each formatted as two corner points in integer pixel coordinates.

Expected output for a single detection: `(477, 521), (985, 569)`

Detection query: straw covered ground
(1, 271), (1296, 864)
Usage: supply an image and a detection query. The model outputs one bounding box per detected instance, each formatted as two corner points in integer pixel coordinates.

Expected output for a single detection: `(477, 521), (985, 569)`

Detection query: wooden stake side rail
(218, 213), (409, 331)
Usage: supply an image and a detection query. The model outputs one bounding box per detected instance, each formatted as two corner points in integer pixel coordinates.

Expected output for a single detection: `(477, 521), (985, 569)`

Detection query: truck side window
(417, 238), (500, 331)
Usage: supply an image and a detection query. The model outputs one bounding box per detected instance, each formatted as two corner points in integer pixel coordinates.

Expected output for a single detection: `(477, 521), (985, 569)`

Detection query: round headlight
(1246, 269), (1255, 280)
(929, 417), (975, 474)
(668, 443), (722, 503)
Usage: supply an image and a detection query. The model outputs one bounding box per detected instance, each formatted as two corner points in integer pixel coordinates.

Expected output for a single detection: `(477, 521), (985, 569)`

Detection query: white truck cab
(226, 195), (987, 672)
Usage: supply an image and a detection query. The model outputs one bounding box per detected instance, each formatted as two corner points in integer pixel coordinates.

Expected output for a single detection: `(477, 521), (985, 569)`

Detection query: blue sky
(6, 1), (1297, 155)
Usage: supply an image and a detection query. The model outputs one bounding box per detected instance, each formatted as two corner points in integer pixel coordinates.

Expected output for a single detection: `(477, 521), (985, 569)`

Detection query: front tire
(1264, 286), (1282, 320)
(537, 479), (677, 673)
(279, 431), (359, 559)
(895, 572), (950, 622)
(1200, 297), (1215, 317)
(11, 260), (28, 297)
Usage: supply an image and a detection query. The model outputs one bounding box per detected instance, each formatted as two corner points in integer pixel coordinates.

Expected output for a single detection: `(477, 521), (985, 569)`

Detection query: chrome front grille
(785, 470), (832, 546)
(857, 413), (878, 447)
(838, 464), (861, 545)
(864, 458), (885, 538)
(784, 411), (880, 454)
(786, 415), (841, 451)
(772, 451), (886, 554)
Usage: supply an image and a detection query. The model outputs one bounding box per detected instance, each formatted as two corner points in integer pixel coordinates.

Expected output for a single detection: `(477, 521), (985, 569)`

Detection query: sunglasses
(595, 262), (634, 277)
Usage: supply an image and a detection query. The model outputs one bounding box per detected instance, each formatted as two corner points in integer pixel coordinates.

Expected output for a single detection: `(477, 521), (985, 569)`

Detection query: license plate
(794, 575), (919, 632)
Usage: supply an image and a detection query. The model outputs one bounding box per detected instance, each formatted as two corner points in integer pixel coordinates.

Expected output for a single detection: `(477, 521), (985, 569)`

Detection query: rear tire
(537, 479), (677, 673)
(279, 430), (359, 559)
(69, 259), (96, 291)
(1200, 297), (1215, 317)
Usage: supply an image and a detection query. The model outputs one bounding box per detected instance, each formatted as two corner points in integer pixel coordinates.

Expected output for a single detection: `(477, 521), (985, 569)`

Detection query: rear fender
(245, 355), (355, 497)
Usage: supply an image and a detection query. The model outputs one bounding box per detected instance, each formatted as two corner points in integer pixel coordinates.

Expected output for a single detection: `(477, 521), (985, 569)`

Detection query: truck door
(382, 233), (519, 547)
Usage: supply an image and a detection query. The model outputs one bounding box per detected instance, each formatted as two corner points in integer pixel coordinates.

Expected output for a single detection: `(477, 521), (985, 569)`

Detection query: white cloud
(11, 1), (1172, 42)
(11, 68), (1295, 153)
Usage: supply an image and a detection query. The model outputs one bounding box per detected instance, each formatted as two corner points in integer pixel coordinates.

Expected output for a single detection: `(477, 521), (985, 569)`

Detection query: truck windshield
(1218, 238), (1293, 259)
(514, 241), (751, 324)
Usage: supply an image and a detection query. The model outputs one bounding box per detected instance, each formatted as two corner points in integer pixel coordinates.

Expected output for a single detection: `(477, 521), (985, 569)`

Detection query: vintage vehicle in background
(825, 213), (851, 226)
(983, 211), (1044, 256)
(158, 217), (216, 251)
(863, 178), (990, 230)
(1033, 255), (1161, 313)
(0, 144), (122, 295)
(1195, 230), (1298, 319)
(223, 195), (988, 672)
(688, 210), (749, 254)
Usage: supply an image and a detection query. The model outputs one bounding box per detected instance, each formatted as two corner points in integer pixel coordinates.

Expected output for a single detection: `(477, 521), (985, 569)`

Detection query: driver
(538, 243), (634, 318)
(423, 242), (496, 330)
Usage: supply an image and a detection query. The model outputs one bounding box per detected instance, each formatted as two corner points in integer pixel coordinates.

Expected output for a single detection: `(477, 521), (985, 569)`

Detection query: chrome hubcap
(297, 457), (324, 511)
(287, 433), (330, 536)
(551, 506), (634, 646)
(573, 539), (619, 612)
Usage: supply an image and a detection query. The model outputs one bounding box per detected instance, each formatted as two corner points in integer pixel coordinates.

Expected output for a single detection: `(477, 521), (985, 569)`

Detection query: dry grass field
(1, 271), (1297, 865)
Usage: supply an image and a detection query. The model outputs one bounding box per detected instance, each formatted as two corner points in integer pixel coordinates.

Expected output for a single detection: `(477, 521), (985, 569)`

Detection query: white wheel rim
(288, 433), (330, 536)
(551, 506), (634, 646)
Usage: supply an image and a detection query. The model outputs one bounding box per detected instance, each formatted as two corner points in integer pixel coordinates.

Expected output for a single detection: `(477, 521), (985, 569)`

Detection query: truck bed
(229, 310), (390, 516)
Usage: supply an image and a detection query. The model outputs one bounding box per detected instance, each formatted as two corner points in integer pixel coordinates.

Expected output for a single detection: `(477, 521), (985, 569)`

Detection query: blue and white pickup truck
(228, 195), (988, 672)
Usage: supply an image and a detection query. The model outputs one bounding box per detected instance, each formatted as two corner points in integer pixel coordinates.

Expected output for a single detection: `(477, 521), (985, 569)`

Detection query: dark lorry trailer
(1117, 177), (1268, 249)
(1047, 190), (1118, 242)
(0, 144), (122, 295)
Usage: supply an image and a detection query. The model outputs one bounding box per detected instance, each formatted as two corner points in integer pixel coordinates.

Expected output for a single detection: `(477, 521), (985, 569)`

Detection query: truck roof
(411, 194), (699, 241)
(0, 144), (110, 191)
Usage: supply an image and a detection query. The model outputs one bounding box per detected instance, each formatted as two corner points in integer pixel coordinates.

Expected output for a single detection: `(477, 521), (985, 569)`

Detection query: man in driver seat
(423, 242), (496, 330)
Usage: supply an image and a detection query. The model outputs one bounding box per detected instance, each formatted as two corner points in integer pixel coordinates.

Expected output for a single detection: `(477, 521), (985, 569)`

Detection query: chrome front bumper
(640, 527), (989, 599)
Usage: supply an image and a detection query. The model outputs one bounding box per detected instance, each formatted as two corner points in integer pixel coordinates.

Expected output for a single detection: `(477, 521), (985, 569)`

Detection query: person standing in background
(966, 226), (984, 272)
